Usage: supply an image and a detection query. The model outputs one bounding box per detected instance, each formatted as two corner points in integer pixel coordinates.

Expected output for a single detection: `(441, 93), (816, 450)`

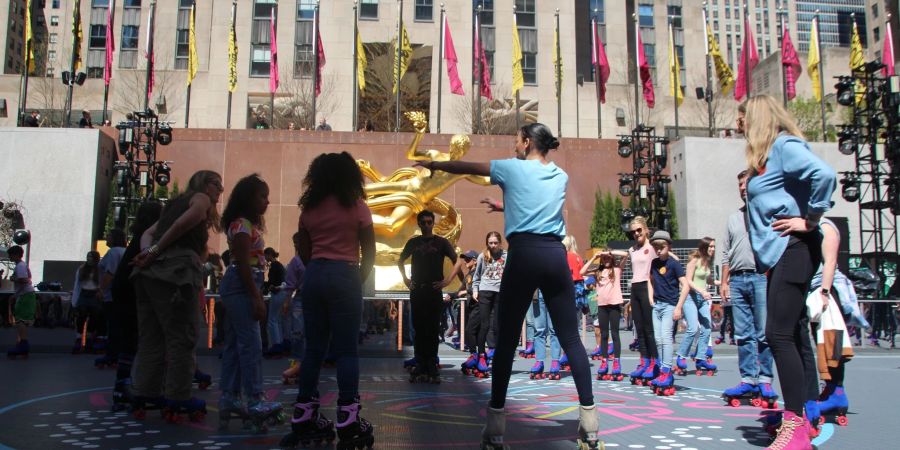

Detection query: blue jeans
(267, 290), (290, 348)
(524, 298), (536, 343)
(289, 292), (305, 359)
(219, 267), (265, 398)
(298, 260), (362, 403)
(532, 292), (561, 362)
(653, 302), (676, 369)
(676, 292), (712, 361)
(730, 272), (774, 384)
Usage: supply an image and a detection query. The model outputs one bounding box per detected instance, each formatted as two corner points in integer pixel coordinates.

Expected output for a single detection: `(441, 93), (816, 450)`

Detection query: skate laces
(768, 415), (802, 450)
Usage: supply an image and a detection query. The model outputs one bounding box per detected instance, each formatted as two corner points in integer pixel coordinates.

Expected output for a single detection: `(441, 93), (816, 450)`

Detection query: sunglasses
(630, 228), (644, 236)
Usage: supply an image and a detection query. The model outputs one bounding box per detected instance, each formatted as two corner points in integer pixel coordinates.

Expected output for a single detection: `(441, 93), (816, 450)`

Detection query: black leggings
(597, 304), (622, 358)
(766, 234), (822, 415)
(410, 287), (442, 376)
(490, 234), (593, 409)
(630, 282), (658, 359)
(476, 290), (499, 355)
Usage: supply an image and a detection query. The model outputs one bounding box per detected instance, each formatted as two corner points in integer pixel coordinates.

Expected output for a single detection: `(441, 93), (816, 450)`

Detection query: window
(590, 0), (604, 22)
(53, 0), (60, 8)
(46, 67), (54, 77)
(297, 0), (315, 20)
(479, 0), (496, 79)
(515, 0), (535, 84)
(50, 33), (58, 44)
(294, 3), (314, 78)
(415, 0), (433, 21)
(725, 7), (730, 19)
(250, 0), (277, 77)
(50, 16), (59, 26)
(120, 1), (141, 69)
(873, 4), (879, 19)
(89, 25), (106, 49)
(639, 4), (653, 27)
(124, 0), (142, 6)
(874, 27), (880, 42)
(667, 5), (682, 29)
(48, 50), (56, 61)
(122, 25), (139, 49)
(360, 0), (378, 19)
(179, 0), (192, 6)
(175, 1), (192, 70)
(91, 0), (109, 6)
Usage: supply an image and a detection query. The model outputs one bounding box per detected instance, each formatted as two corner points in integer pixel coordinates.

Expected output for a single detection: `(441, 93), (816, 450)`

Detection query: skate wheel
(750, 398), (761, 407)
(666, 388), (675, 395)
(836, 415), (849, 426)
(818, 416), (825, 426)
(596, 375), (601, 380)
(769, 401), (778, 409)
(134, 410), (146, 420)
(729, 398), (740, 407)
(198, 381), (210, 390)
(707, 371), (714, 377)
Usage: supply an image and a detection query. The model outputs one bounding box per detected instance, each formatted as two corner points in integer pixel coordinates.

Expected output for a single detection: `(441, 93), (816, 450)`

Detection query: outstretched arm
(415, 160), (491, 177)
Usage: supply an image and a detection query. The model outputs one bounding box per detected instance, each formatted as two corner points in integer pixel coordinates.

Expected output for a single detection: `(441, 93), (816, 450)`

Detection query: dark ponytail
(519, 123), (560, 155)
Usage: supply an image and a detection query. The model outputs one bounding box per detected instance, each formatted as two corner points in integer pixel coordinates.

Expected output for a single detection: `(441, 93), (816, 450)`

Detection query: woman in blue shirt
(743, 95), (836, 450)
(417, 123), (600, 450)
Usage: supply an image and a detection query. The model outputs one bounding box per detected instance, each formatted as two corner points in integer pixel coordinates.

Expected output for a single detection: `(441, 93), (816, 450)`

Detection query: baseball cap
(461, 250), (479, 260)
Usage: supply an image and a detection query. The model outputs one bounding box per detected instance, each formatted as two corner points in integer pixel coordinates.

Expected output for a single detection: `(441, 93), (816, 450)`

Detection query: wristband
(147, 245), (160, 256)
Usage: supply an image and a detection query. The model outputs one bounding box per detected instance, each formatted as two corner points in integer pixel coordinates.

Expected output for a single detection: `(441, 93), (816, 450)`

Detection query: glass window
(53, 0), (60, 8)
(46, 67), (54, 77)
(360, 0), (378, 19)
(479, 0), (494, 26)
(89, 25), (106, 48)
(294, 10), (313, 78)
(92, 0), (109, 6)
(590, 0), (604, 22)
(122, 25), (139, 49)
(297, 0), (315, 20)
(875, 27), (880, 42)
(639, 4), (653, 27)
(175, 3), (191, 70)
(667, 5), (682, 28)
(522, 52), (536, 85)
(48, 50), (56, 60)
(251, 0), (276, 76)
(415, 0), (433, 21)
(251, 45), (271, 77)
(254, 0), (277, 17)
(179, 0), (192, 7)
(873, 4), (879, 19)
(124, 0), (141, 6)
(515, 0), (535, 27)
(50, 33), (58, 44)
(515, 0), (534, 85)
(50, 16), (59, 26)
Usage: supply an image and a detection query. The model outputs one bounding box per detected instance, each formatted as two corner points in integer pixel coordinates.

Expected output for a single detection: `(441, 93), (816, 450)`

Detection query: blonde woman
(743, 95), (836, 450)
(625, 216), (659, 384)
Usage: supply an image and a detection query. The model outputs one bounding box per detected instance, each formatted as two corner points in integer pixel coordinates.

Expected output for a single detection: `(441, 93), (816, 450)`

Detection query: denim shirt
(746, 134), (836, 272)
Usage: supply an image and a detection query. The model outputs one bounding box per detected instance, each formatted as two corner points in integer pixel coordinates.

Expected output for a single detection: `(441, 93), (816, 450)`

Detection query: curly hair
(220, 174), (268, 231)
(298, 152), (365, 210)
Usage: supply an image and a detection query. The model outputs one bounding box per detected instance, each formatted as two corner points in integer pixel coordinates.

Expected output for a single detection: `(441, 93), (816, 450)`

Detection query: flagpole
(226, 0), (236, 129)
(144, 0), (156, 111)
(185, 1), (194, 128)
(670, 17), (679, 139)
(395, 0), (404, 132)
(436, 4), (445, 134)
(743, 2), (750, 98)
(633, 11), (640, 127)
(703, 3), (713, 137)
(270, 2), (278, 129)
(593, 13), (601, 138)
(352, 0), (359, 131)
(102, 0), (115, 125)
(815, 10), (826, 141)
(65, 0), (81, 127)
(555, 8), (561, 137)
(474, 4), (482, 135)
(514, 5), (519, 133)
(19, 41), (30, 126)
(779, 10), (788, 108)
(312, 1), (319, 128)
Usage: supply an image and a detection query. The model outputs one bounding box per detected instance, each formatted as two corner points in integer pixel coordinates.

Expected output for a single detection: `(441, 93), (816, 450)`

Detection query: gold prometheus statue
(357, 111), (490, 268)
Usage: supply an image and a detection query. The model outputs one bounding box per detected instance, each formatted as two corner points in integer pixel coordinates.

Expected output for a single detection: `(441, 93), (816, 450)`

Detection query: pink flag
(637, 32), (654, 108)
(314, 12), (325, 97)
(734, 17), (759, 101)
(473, 16), (492, 100)
(269, 8), (279, 94)
(104, 0), (115, 86)
(443, 16), (464, 95)
(592, 17), (610, 103)
(884, 22), (895, 76)
(144, 7), (154, 100)
(781, 24), (801, 100)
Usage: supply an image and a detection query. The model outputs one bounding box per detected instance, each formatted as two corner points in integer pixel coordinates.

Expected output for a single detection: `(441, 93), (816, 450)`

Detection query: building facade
(0, 0), (885, 136)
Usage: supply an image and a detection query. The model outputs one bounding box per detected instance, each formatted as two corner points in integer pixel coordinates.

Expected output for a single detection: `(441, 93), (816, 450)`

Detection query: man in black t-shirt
(398, 210), (457, 382)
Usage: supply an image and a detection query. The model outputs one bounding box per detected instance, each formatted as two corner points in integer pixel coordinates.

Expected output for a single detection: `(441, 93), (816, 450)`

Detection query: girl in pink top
(582, 249), (628, 380)
(625, 216), (660, 381)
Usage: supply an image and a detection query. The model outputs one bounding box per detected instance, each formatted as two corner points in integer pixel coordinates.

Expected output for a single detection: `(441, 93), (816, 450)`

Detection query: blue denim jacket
(747, 134), (836, 272)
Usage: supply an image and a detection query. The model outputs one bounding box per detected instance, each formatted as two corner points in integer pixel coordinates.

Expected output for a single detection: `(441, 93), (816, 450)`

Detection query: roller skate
(279, 396), (336, 448)
(607, 341), (615, 356)
(193, 369), (212, 390)
(576, 404), (603, 449)
(94, 354), (117, 368)
(131, 395), (166, 420)
(218, 394), (250, 431)
(818, 384), (849, 427)
(91, 336), (108, 354)
(246, 394), (286, 433)
(758, 382), (779, 409)
(595, 358), (608, 380)
(481, 406), (509, 450)
(608, 358), (624, 381)
(461, 353), (478, 376)
(111, 378), (135, 412)
(546, 360), (562, 380)
(589, 345), (604, 360)
(559, 353), (570, 371)
(518, 341), (535, 359)
(71, 336), (86, 354)
(651, 367), (675, 396)
(765, 411), (813, 450)
(528, 361), (545, 380)
(673, 356), (688, 376)
(6, 340), (29, 359)
(486, 348), (495, 363)
(804, 400), (821, 438)
(629, 358), (649, 385)
(705, 347), (714, 363)
(473, 354), (492, 378)
(163, 397), (207, 423)
(640, 358), (659, 386)
(335, 398), (375, 450)
(714, 336), (724, 346)
(628, 338), (639, 351)
(403, 356), (417, 372)
(282, 359), (300, 385)
(722, 382), (761, 407)
(694, 359), (717, 376)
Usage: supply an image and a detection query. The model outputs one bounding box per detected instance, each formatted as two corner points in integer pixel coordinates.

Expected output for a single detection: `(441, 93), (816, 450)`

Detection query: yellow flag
(850, 20), (865, 104)
(706, 25), (734, 95)
(186, 1), (198, 86)
(393, 22), (412, 94)
(669, 23), (683, 106)
(227, 2), (238, 92)
(73, 0), (83, 71)
(553, 26), (562, 100)
(24, 0), (34, 74)
(357, 23), (367, 94)
(808, 18), (821, 101)
(512, 16), (524, 96)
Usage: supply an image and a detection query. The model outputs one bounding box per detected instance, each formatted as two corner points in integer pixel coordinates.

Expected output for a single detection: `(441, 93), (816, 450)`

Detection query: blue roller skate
(131, 395), (167, 420)
(722, 382), (761, 407)
(486, 348), (495, 364)
(529, 361), (545, 380)
(608, 358), (624, 381)
(194, 369), (212, 390)
(595, 358), (608, 380)
(628, 338), (639, 351)
(589, 345), (604, 360)
(674, 356), (688, 376)
(163, 397), (207, 423)
(640, 358), (659, 386)
(559, 353), (570, 371)
(818, 384), (849, 427)
(218, 394), (250, 431)
(695, 359), (717, 376)
(629, 358), (649, 385)
(403, 356), (417, 372)
(607, 341), (615, 356)
(111, 378), (135, 412)
(461, 353), (478, 376)
(650, 367), (675, 396)
(518, 341), (535, 359)
(805, 400), (821, 438)
(247, 394), (285, 433)
(546, 360), (561, 380)
(758, 382), (779, 409)
(473, 354), (491, 378)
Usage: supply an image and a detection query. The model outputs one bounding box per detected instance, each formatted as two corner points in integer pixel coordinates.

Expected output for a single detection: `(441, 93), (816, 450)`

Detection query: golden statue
(357, 112), (490, 289)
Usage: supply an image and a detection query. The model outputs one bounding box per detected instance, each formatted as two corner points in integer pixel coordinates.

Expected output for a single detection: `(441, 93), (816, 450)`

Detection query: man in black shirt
(23, 110), (40, 127)
(398, 210), (457, 382)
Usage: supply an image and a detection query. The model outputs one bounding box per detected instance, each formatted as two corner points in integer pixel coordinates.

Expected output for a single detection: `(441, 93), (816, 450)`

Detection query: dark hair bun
(548, 138), (560, 150)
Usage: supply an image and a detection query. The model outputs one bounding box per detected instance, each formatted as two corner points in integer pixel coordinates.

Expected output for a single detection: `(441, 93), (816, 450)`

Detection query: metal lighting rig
(112, 109), (174, 229)
(616, 125), (673, 233)
(835, 61), (900, 292)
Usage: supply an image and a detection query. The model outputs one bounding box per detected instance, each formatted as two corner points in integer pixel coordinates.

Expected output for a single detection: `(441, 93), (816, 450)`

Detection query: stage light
(12, 229), (31, 245)
(116, 124), (133, 155)
(620, 208), (635, 234)
(157, 123), (173, 145)
(155, 162), (171, 187)
(654, 140), (668, 168)
(617, 137), (633, 158)
(835, 77), (855, 107)
(837, 128), (858, 155)
(618, 174), (634, 196)
(840, 173), (860, 202)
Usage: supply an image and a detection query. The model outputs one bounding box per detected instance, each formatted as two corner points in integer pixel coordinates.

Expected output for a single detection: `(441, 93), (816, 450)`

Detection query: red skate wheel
(696, 370), (702, 376)
(770, 401), (778, 410)
(134, 410), (146, 420)
(596, 375), (601, 380)
(666, 388), (675, 395)
(729, 398), (741, 407)
(707, 372), (714, 377)
(836, 416), (849, 426)
(750, 398), (761, 407)
(818, 416), (825, 426)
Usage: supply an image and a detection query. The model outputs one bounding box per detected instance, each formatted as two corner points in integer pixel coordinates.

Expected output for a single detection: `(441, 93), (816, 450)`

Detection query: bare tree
(450, 83), (529, 135)
(27, 42), (71, 127)
(611, 65), (656, 131)
(687, 71), (736, 135)
(272, 66), (340, 130)
(113, 47), (183, 121)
